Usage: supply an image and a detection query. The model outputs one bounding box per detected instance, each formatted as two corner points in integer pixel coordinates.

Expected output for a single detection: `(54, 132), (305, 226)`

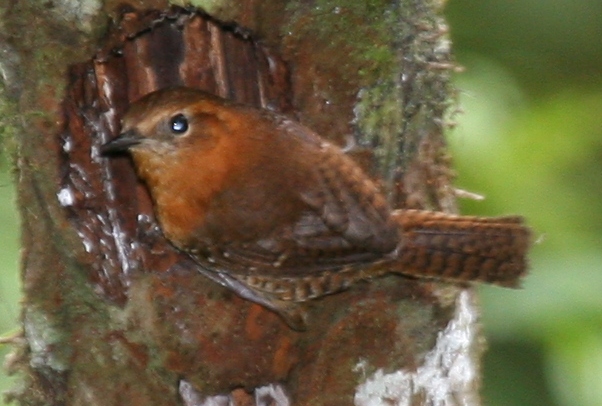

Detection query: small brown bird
(101, 87), (531, 329)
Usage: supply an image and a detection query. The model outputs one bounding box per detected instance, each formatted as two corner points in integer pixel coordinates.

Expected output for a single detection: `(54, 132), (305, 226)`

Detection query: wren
(101, 87), (531, 329)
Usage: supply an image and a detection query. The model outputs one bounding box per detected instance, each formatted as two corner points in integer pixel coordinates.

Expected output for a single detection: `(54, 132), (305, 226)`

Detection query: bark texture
(0, 1), (481, 405)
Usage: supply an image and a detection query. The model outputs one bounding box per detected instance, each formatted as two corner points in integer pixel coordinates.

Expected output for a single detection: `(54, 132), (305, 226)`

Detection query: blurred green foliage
(1, 0), (601, 404)
(446, 0), (602, 405)
(0, 153), (19, 403)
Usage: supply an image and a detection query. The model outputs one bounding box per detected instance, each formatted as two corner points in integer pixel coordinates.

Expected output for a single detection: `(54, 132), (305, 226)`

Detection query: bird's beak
(100, 129), (143, 155)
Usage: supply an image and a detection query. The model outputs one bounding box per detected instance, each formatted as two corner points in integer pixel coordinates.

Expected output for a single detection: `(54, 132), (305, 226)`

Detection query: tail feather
(390, 210), (531, 287)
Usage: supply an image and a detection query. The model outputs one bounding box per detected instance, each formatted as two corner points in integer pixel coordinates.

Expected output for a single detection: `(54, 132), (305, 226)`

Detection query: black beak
(100, 129), (143, 155)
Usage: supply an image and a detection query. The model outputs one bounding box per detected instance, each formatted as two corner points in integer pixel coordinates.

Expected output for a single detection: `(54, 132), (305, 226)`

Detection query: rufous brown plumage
(101, 87), (531, 329)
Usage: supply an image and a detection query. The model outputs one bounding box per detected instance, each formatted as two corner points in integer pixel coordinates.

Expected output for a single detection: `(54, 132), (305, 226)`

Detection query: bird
(101, 86), (531, 329)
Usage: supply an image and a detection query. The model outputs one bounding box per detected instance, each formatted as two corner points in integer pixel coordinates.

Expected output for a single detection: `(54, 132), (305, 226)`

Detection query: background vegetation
(0, 152), (19, 401)
(446, 0), (602, 405)
(1, 0), (601, 404)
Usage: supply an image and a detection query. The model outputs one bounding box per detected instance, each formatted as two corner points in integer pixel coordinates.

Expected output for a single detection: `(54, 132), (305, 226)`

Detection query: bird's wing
(193, 131), (400, 277)
(296, 141), (399, 253)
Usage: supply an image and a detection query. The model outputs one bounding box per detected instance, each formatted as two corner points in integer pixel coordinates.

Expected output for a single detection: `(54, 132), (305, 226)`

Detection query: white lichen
(355, 290), (481, 406)
(57, 187), (74, 207)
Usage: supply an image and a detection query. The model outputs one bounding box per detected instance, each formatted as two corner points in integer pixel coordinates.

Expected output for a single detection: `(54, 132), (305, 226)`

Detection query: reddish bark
(6, 4), (480, 406)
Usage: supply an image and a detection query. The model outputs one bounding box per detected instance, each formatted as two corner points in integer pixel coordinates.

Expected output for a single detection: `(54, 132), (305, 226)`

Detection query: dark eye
(170, 114), (189, 134)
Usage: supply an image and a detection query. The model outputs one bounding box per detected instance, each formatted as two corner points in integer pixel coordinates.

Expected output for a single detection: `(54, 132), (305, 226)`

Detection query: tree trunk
(1, 1), (481, 405)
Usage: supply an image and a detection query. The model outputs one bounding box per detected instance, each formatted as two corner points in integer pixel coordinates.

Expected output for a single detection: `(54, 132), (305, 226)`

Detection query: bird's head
(100, 87), (237, 159)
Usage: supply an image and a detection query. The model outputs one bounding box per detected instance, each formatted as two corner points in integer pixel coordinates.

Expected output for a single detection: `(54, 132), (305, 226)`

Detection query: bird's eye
(170, 114), (189, 134)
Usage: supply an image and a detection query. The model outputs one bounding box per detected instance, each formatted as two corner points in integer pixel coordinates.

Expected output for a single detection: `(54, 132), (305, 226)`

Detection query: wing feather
(191, 120), (400, 277)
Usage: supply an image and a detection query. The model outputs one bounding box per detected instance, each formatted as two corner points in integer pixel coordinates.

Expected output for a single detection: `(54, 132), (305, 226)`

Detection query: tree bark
(1, 1), (481, 405)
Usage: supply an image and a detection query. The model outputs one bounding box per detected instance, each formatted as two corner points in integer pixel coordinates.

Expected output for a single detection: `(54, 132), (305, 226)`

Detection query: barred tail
(390, 210), (531, 287)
